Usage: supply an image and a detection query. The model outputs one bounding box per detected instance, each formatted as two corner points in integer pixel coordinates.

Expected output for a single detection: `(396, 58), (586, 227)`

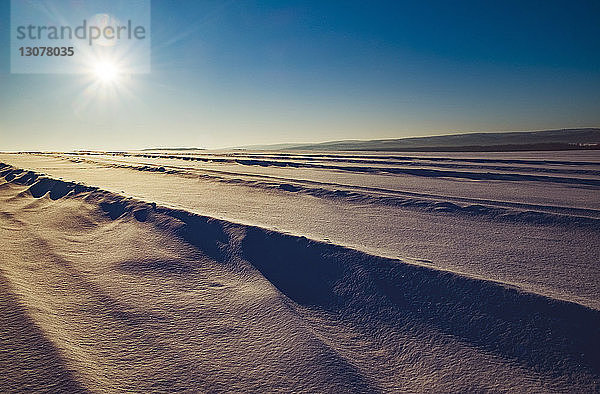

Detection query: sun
(93, 61), (120, 83)
(75, 53), (137, 113)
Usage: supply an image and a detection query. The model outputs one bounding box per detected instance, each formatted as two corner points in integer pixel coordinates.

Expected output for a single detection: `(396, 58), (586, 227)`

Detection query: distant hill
(241, 128), (600, 152)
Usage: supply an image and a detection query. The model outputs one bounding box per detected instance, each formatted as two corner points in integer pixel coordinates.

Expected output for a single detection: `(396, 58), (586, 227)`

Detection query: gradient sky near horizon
(1, 0), (599, 150)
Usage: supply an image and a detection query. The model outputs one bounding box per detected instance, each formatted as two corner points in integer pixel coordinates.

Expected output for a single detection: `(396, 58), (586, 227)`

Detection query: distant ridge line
(142, 147), (205, 151)
(237, 128), (600, 152)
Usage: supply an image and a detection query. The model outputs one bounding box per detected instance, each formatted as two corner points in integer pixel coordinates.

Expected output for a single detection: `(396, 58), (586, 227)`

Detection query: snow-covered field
(1, 150), (599, 392)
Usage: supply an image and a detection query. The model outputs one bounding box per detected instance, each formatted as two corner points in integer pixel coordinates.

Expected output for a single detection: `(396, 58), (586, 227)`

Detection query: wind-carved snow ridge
(55, 157), (600, 229)
(1, 162), (599, 392)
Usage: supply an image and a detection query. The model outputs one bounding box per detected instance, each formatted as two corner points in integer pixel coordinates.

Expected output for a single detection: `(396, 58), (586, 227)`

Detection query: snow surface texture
(0, 152), (599, 392)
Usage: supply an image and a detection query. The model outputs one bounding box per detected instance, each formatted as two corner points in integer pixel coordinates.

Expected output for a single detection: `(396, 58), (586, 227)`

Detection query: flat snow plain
(0, 150), (599, 392)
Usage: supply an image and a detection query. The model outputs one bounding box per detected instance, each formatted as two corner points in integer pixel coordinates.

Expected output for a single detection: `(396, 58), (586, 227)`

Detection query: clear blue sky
(1, 0), (599, 150)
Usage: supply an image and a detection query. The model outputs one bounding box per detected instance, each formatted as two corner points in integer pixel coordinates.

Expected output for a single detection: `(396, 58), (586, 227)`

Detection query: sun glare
(94, 61), (119, 83)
